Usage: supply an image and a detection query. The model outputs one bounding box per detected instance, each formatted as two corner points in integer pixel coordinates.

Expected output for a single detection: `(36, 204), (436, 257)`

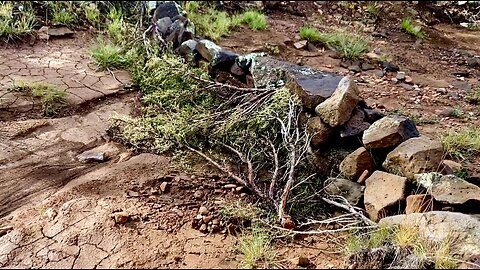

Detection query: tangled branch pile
(110, 50), (318, 227)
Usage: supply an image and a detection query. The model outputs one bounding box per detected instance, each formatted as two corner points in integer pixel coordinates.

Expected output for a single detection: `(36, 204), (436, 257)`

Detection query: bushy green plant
(299, 26), (321, 42)
(106, 7), (125, 44)
(185, 3), (235, 41)
(10, 82), (67, 116)
(237, 226), (276, 269)
(236, 10), (268, 30)
(82, 2), (100, 26)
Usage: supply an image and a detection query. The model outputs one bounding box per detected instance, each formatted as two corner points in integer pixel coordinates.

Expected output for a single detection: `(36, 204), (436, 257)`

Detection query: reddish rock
(405, 194), (436, 214)
(339, 147), (377, 179)
(307, 116), (334, 147)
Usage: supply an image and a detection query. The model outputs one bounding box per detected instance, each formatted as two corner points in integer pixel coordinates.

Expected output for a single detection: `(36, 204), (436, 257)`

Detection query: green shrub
(236, 10), (268, 30)
(10, 82), (67, 116)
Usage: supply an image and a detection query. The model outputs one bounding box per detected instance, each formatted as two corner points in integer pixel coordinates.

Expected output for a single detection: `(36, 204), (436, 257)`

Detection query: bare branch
(267, 138), (279, 199)
(184, 145), (249, 189)
(322, 196), (376, 227)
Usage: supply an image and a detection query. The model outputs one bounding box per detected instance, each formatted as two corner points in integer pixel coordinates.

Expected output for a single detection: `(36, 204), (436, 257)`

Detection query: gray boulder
(324, 178), (363, 205)
(315, 77), (361, 127)
(340, 106), (371, 138)
(431, 175), (480, 206)
(380, 211), (480, 264)
(152, 1), (186, 21)
(250, 56), (344, 109)
(196, 40), (238, 71)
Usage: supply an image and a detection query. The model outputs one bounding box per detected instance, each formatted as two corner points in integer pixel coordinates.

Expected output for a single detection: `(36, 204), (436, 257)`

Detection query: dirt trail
(0, 32), (245, 269)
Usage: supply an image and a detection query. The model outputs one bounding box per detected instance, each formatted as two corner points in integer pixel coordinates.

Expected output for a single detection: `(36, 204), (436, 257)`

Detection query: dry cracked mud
(0, 32), (343, 269)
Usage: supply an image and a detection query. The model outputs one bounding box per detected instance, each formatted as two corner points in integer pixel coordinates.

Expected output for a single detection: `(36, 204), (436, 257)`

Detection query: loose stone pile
(148, 1), (480, 263)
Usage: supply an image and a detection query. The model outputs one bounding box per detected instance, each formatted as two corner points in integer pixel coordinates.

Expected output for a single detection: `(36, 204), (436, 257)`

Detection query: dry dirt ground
(1, 2), (480, 269)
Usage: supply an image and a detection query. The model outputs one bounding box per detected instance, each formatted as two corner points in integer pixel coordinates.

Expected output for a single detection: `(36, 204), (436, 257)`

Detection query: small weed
(468, 23), (480, 31)
(392, 224), (419, 248)
(378, 54), (391, 63)
(389, 110), (438, 126)
(339, 1), (356, 10)
(237, 225), (276, 269)
(466, 87), (480, 104)
(299, 26), (321, 42)
(346, 225), (457, 269)
(368, 226), (392, 249)
(451, 107), (463, 118)
(265, 43), (280, 55)
(401, 17), (425, 39)
(454, 168), (469, 179)
(236, 10), (268, 31)
(442, 127), (480, 160)
(11, 82), (67, 116)
(88, 38), (130, 70)
(318, 32), (371, 59)
(345, 230), (366, 255)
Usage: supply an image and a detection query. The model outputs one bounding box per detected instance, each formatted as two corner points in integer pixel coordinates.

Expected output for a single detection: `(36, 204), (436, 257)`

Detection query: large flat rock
(250, 56), (343, 110)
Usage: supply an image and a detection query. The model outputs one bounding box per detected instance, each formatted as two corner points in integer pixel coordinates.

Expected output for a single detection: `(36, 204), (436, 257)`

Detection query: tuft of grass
(442, 127), (480, 160)
(318, 32), (371, 59)
(345, 230), (366, 256)
(237, 226), (276, 269)
(88, 38), (131, 70)
(11, 82), (67, 116)
(401, 17), (425, 39)
(392, 224), (419, 249)
(366, 1), (381, 18)
(0, 2), (37, 40)
(368, 226), (392, 249)
(106, 7), (125, 44)
(466, 87), (480, 104)
(378, 54), (391, 63)
(346, 225), (457, 269)
(235, 10), (268, 31)
(299, 26), (321, 42)
(451, 107), (463, 118)
(185, 3), (235, 41)
(49, 1), (77, 27)
(82, 2), (100, 26)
